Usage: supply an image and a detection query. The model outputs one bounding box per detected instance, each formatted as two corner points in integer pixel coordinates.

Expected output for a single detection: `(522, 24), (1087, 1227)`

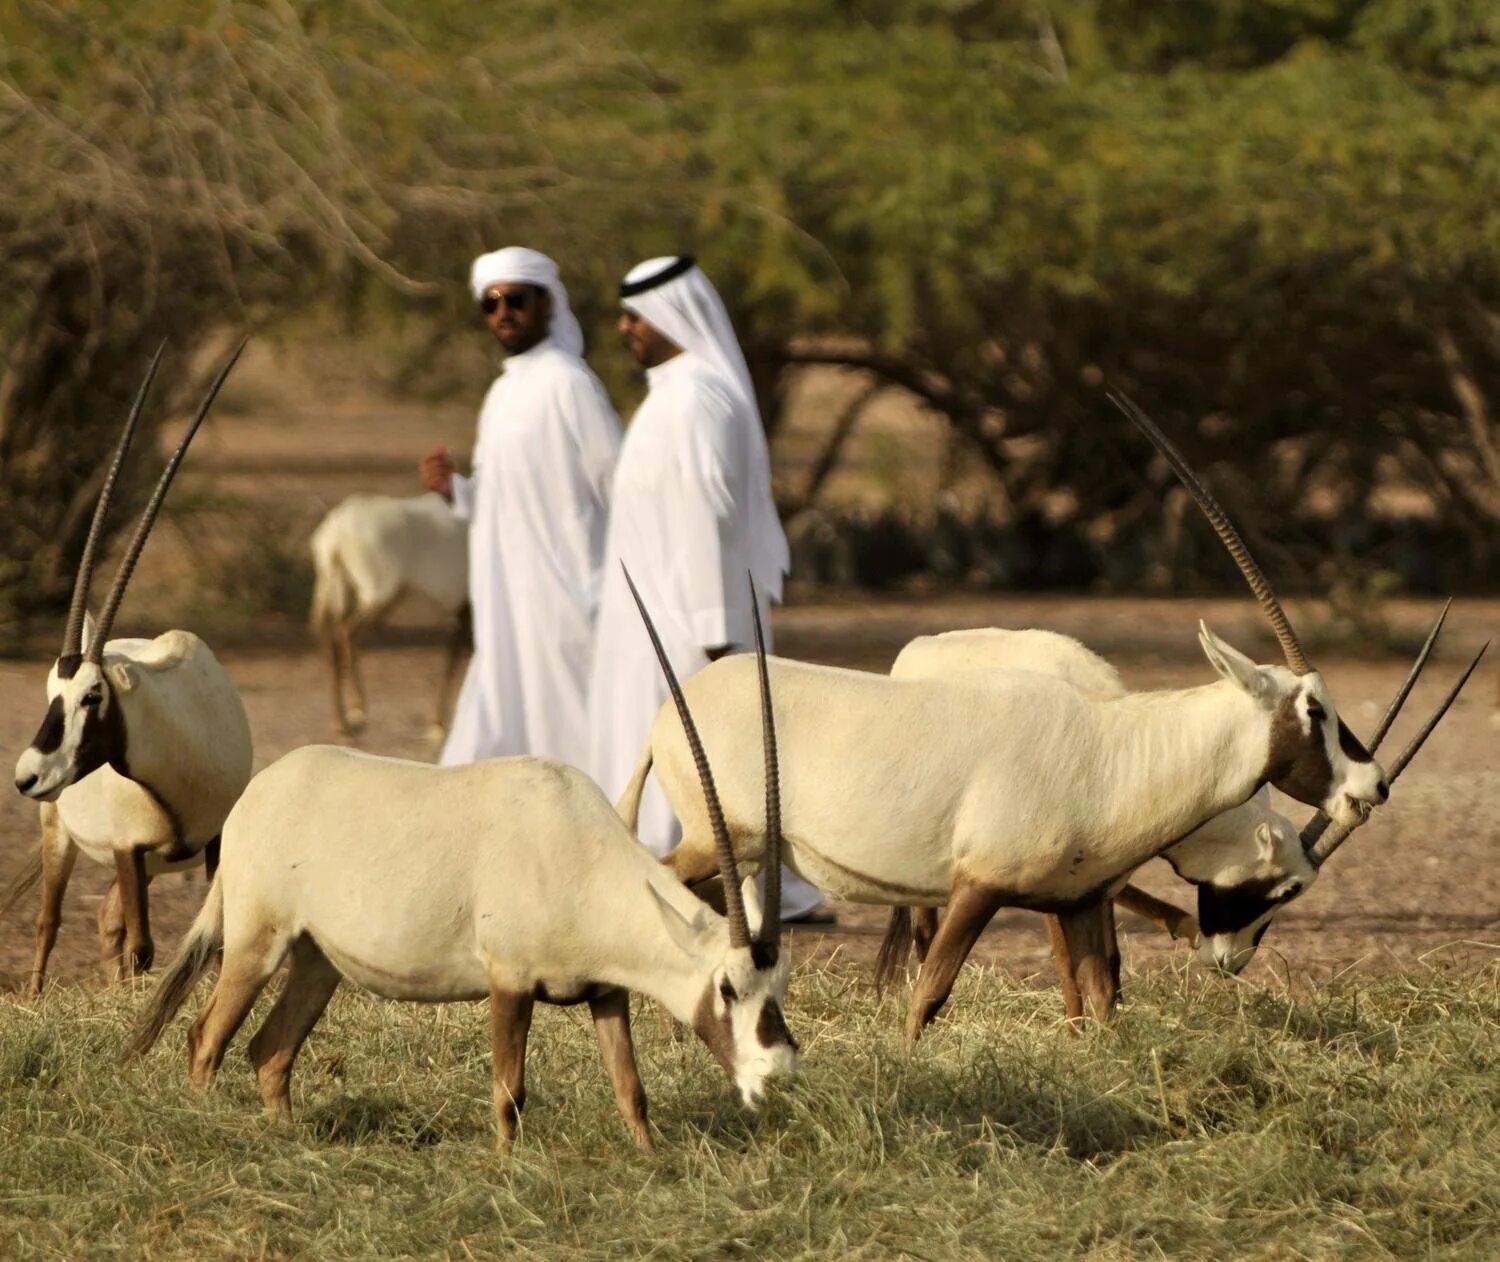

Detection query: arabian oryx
(308, 492), (469, 737)
(878, 604), (1478, 1021)
(6, 345), (253, 995)
(622, 393), (1392, 1036)
(128, 572), (797, 1153)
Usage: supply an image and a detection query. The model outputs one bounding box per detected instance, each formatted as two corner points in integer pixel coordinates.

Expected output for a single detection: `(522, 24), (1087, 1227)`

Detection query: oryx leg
(341, 593), (401, 734)
(1044, 914), (1085, 1026)
(488, 986), (535, 1152)
(325, 623), (354, 735)
(661, 842), (722, 889)
(588, 987), (653, 1151)
(114, 848), (154, 979)
(188, 930), (289, 1092)
(28, 806), (77, 998)
(1055, 900), (1116, 1026)
(912, 907), (939, 964)
(1114, 884), (1198, 943)
(904, 878), (1004, 1042)
(1103, 900), (1121, 996)
(248, 936), (341, 1117)
(432, 603), (472, 734)
(97, 879), (125, 976)
(335, 623), (366, 733)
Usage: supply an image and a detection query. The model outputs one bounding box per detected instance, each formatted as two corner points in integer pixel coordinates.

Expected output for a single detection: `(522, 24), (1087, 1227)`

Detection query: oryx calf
(308, 491), (469, 736)
(7, 346), (253, 993)
(129, 573), (797, 1152)
(625, 395), (1391, 1033)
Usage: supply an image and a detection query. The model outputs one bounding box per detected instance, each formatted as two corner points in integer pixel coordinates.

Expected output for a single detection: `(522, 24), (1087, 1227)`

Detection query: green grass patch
(3, 963), (1498, 1258)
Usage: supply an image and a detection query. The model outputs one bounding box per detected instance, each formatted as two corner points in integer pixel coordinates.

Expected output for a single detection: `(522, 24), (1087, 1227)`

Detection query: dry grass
(3, 959), (1499, 1258)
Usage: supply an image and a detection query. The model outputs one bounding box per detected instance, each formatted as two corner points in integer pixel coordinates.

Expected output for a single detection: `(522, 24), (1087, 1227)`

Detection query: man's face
(481, 283), (551, 355)
(618, 309), (680, 368)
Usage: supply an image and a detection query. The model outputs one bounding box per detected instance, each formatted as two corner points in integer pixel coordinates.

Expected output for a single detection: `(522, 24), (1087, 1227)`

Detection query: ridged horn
(621, 564), (750, 948)
(62, 343), (167, 657)
(748, 574), (781, 947)
(1308, 641), (1487, 869)
(1109, 390), (1310, 675)
(88, 338), (247, 661)
(1299, 600), (1450, 854)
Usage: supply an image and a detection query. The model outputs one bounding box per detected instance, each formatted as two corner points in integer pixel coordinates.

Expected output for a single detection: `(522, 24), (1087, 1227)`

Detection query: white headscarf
(470, 246), (584, 357)
(620, 256), (789, 593)
(620, 256), (760, 421)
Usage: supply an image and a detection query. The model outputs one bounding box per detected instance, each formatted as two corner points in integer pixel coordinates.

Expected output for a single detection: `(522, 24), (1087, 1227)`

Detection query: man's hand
(420, 444), (457, 501)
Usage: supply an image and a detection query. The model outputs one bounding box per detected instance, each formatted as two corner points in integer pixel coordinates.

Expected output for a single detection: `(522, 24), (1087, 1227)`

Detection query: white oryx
(623, 394), (1393, 1033)
(308, 491), (469, 737)
(6, 345), (253, 995)
(129, 572), (797, 1153)
(879, 606), (1471, 1017)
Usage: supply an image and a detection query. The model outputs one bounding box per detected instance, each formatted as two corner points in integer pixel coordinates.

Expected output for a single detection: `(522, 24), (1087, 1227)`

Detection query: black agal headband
(619, 255), (696, 299)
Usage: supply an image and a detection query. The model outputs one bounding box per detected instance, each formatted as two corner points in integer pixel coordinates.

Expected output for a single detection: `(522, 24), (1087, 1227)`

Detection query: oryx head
(626, 568), (799, 1107)
(1112, 391), (1387, 827)
(1196, 624), (1386, 828)
(14, 342), (246, 803)
(1170, 603), (1480, 974)
(1162, 788), (1314, 974)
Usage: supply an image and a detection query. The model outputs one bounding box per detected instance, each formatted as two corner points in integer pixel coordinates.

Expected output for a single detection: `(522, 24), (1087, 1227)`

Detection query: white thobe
(442, 338), (620, 770)
(588, 354), (822, 915)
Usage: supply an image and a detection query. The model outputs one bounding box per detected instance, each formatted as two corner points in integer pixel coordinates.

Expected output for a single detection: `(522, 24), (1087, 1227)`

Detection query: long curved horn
(62, 343), (167, 657)
(1109, 390), (1310, 675)
(88, 338), (247, 661)
(1308, 641), (1488, 869)
(748, 574), (781, 947)
(621, 564), (750, 948)
(1299, 600), (1450, 853)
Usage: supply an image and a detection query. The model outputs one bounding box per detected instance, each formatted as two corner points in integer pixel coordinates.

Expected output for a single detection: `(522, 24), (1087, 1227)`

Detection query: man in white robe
(421, 247), (620, 769)
(588, 254), (828, 921)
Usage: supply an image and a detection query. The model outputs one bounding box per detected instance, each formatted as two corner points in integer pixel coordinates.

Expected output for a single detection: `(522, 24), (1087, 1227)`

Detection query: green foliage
(4, 0), (1500, 633)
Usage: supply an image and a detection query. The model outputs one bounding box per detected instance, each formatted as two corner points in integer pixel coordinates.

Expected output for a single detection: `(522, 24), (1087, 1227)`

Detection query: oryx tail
(126, 875), (224, 1059)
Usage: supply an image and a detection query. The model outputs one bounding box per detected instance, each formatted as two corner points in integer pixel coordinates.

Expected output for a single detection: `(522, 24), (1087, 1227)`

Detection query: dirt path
(2, 594), (1496, 996)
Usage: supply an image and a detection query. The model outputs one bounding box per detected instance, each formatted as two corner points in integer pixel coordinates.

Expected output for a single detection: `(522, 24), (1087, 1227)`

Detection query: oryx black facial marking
(1337, 718), (1373, 764)
(1197, 876), (1301, 938)
(31, 697), (67, 755)
(756, 999), (796, 1051)
(1262, 691), (1334, 805)
(69, 679), (129, 782)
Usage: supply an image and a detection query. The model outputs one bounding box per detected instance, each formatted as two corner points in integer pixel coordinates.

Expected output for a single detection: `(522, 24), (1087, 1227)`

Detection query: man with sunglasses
(419, 247), (620, 770)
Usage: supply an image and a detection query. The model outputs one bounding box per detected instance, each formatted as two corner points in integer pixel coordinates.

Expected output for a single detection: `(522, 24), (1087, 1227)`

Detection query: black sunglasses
(479, 290), (533, 316)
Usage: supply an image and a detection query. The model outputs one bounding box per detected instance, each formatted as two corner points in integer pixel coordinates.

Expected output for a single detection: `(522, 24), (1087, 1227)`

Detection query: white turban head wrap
(620, 255), (789, 593)
(470, 246), (584, 357)
(619, 256), (760, 422)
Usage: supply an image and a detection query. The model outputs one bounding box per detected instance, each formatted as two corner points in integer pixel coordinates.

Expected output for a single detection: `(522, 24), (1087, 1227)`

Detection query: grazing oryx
(624, 393), (1391, 1034)
(879, 605), (1469, 1018)
(129, 572), (797, 1153)
(5, 345), (253, 995)
(308, 491), (469, 737)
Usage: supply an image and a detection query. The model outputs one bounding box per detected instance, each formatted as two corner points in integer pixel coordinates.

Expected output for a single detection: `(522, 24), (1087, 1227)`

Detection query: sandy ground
(2, 593), (1495, 999)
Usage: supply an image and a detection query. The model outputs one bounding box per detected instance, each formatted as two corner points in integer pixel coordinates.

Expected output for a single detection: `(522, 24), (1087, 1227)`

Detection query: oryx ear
(647, 882), (709, 957)
(741, 875), (764, 939)
(106, 662), (138, 694)
(1255, 822), (1278, 864)
(81, 611), (98, 656)
(1199, 622), (1277, 704)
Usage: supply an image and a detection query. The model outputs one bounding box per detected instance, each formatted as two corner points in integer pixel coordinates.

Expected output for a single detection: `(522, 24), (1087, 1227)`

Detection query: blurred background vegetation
(1, 0), (1498, 648)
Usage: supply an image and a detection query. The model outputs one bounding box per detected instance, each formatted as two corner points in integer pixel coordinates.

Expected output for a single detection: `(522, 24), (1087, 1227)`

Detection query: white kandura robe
(442, 337), (621, 771)
(588, 354), (822, 915)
